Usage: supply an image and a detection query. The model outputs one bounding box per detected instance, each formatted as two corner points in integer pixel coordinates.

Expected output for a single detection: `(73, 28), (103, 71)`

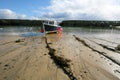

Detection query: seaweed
(15, 39), (24, 43)
(45, 37), (77, 80)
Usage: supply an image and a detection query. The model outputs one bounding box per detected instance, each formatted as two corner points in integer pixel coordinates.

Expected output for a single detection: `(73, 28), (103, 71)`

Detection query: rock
(116, 44), (120, 50)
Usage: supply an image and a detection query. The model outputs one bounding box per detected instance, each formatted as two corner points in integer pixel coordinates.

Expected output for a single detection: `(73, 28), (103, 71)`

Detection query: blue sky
(0, 0), (50, 16)
(0, 0), (120, 20)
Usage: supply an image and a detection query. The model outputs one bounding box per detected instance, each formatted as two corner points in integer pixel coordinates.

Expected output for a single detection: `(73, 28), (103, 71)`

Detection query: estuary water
(0, 26), (44, 37)
(64, 27), (120, 48)
(0, 26), (120, 45)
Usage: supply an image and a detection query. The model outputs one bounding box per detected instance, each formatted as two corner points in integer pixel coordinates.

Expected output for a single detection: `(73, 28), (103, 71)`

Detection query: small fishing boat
(40, 20), (63, 33)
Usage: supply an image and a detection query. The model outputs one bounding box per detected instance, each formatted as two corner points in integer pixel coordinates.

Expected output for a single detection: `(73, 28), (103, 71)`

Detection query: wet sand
(0, 33), (120, 80)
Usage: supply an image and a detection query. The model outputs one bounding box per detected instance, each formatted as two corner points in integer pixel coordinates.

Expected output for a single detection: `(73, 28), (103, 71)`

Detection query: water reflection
(0, 26), (43, 37)
(64, 27), (120, 44)
(46, 31), (63, 43)
(58, 31), (63, 38)
(0, 26), (120, 43)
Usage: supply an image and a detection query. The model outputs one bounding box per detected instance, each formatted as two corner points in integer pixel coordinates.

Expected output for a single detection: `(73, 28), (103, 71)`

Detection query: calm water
(0, 26), (44, 37)
(0, 26), (120, 44)
(64, 27), (120, 47)
(64, 27), (120, 37)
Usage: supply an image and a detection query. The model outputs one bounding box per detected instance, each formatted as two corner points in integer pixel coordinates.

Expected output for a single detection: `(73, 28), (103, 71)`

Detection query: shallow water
(0, 26), (44, 37)
(0, 26), (120, 44)
(63, 27), (120, 49)
(64, 27), (120, 43)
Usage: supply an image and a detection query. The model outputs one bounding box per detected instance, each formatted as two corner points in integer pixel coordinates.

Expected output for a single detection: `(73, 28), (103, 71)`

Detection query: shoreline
(0, 34), (120, 80)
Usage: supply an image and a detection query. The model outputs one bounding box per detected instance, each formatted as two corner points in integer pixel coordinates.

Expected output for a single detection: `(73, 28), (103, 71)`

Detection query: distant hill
(60, 20), (120, 27)
(0, 19), (120, 27)
(0, 19), (43, 26)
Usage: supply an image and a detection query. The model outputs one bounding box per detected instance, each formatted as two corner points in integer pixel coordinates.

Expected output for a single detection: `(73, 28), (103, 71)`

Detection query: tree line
(0, 19), (43, 26)
(60, 20), (120, 27)
(0, 19), (120, 27)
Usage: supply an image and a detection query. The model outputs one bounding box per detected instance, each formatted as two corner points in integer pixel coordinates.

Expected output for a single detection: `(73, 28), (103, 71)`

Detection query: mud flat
(0, 33), (120, 80)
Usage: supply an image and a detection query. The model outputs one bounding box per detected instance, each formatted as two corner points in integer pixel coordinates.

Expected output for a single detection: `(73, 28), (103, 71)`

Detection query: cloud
(0, 9), (26, 19)
(1, 0), (120, 20)
(39, 0), (120, 20)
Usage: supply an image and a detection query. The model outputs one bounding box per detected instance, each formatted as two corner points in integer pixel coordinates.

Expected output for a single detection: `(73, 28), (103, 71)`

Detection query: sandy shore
(0, 33), (120, 80)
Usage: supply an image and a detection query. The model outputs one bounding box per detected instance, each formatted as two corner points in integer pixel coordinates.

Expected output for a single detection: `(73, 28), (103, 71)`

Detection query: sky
(0, 0), (120, 20)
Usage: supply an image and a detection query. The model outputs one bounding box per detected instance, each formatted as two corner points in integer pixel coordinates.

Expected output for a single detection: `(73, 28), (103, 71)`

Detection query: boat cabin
(43, 20), (58, 26)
